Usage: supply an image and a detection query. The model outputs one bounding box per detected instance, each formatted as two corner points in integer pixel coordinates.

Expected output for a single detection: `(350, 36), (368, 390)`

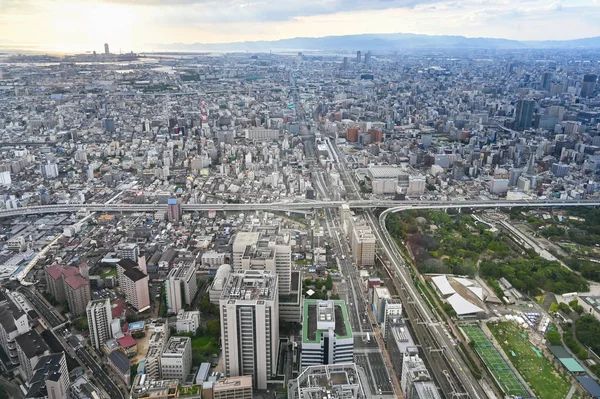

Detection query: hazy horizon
(1, 0), (600, 54)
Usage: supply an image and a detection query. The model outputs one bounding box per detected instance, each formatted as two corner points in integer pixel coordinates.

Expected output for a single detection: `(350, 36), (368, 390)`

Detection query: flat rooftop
(289, 363), (367, 399)
(161, 336), (190, 356)
(303, 300), (352, 344)
(221, 270), (277, 301)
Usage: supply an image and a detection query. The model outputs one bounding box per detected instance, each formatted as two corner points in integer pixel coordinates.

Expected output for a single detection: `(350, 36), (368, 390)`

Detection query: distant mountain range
(150, 33), (600, 52)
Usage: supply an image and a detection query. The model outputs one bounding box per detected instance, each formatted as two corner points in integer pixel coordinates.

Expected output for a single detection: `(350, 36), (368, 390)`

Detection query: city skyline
(1, 0), (600, 52)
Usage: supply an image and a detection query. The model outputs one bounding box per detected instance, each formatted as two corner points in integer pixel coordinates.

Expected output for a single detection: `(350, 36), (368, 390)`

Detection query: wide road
(75, 346), (124, 399)
(17, 287), (63, 327)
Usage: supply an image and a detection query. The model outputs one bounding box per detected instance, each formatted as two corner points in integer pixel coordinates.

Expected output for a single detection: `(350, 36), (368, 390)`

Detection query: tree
(545, 328), (562, 345)
(206, 320), (220, 339)
(325, 275), (333, 290)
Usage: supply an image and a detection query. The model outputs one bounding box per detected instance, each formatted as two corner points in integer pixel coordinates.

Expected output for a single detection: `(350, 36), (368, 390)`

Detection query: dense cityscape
(1, 39), (600, 399)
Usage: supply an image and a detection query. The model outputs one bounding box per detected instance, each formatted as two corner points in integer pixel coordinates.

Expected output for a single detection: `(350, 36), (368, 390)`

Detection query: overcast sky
(1, 0), (600, 52)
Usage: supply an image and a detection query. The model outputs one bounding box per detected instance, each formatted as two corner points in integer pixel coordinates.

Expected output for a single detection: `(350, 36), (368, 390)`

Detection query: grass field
(462, 326), (528, 397)
(191, 335), (219, 363)
(488, 321), (571, 399)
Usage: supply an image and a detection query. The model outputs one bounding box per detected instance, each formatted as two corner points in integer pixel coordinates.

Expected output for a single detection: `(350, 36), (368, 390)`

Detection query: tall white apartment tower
(219, 270), (279, 390)
(166, 262), (198, 313)
(86, 298), (113, 350)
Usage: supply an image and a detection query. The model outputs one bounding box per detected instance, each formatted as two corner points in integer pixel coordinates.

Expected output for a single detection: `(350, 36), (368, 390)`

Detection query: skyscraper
(540, 72), (552, 92)
(104, 43), (110, 55)
(581, 74), (597, 98)
(514, 99), (535, 131)
(87, 298), (113, 350)
(166, 262), (198, 313)
(356, 51), (361, 63)
(220, 270), (279, 390)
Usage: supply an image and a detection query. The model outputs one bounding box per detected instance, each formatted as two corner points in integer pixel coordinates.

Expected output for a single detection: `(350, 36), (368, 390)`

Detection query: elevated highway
(0, 199), (598, 219)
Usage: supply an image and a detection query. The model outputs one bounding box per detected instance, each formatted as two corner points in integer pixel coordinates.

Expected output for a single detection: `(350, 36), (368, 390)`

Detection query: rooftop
(213, 376), (253, 392)
(288, 363), (367, 399)
(303, 300), (352, 344)
(131, 374), (179, 399)
(161, 336), (190, 356)
(118, 259), (147, 282)
(108, 350), (130, 374)
(221, 270), (277, 301)
(15, 330), (49, 359)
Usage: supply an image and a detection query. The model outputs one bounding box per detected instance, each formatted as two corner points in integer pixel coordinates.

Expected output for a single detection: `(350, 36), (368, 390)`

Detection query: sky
(1, 0), (600, 52)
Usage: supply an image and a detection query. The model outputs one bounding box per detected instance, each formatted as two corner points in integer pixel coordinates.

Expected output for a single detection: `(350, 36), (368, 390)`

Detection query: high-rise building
(41, 162), (59, 179)
(104, 43), (110, 55)
(364, 51), (372, 65)
(117, 259), (150, 312)
(382, 298), (403, 339)
(581, 74), (597, 98)
(372, 287), (392, 324)
(26, 352), (69, 399)
(86, 298), (113, 350)
(220, 270), (279, 390)
(166, 262), (198, 313)
(15, 330), (50, 382)
(356, 51), (361, 63)
(160, 336), (192, 382)
(167, 198), (182, 222)
(540, 71), (552, 92)
(288, 363), (369, 399)
(0, 298), (30, 366)
(63, 272), (91, 316)
(45, 265), (90, 315)
(234, 231), (292, 296)
(401, 352), (441, 399)
(301, 299), (353, 368)
(119, 243), (139, 261)
(514, 99), (535, 131)
(351, 224), (376, 267)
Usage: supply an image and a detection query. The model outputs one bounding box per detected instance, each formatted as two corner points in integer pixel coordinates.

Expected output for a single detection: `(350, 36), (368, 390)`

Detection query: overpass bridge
(1, 199), (599, 219)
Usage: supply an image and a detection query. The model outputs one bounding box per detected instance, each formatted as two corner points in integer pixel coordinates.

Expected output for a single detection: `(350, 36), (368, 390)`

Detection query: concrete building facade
(220, 270), (279, 390)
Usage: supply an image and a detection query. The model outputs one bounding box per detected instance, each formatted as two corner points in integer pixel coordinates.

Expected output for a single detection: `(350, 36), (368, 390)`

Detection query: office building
(234, 232), (292, 296)
(515, 99), (535, 131)
(26, 352), (69, 399)
(220, 270), (279, 390)
(288, 363), (368, 399)
(301, 300), (353, 368)
(372, 287), (391, 324)
(117, 259), (150, 312)
(351, 224), (376, 267)
(167, 198), (182, 222)
(175, 310), (200, 334)
(166, 263), (198, 313)
(104, 43), (110, 55)
(86, 298), (113, 350)
(245, 128), (279, 141)
(382, 298), (403, 339)
(541, 71), (552, 92)
(15, 330), (50, 382)
(279, 270), (303, 323)
(0, 299), (30, 366)
(401, 352), (441, 399)
(203, 376), (253, 399)
(552, 163), (569, 177)
(160, 336), (192, 382)
(356, 51), (361, 63)
(581, 74), (597, 98)
(209, 264), (232, 305)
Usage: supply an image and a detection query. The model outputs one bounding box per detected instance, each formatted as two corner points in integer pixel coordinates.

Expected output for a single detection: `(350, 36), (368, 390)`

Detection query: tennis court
(462, 325), (529, 397)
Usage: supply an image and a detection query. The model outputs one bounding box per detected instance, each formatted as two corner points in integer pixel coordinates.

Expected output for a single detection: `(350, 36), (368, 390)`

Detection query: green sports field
(487, 321), (571, 399)
(462, 325), (529, 397)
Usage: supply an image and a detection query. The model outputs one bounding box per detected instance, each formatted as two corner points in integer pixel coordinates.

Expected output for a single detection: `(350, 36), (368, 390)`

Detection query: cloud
(103, 0), (445, 22)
